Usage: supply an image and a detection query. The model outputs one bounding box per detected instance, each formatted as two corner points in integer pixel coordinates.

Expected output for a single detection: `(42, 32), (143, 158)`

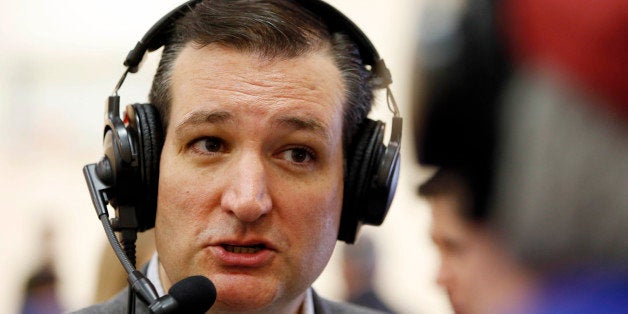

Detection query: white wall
(0, 1), (450, 313)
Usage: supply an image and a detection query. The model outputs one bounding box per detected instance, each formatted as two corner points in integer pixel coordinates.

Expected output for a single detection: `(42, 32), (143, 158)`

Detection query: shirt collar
(146, 252), (165, 297)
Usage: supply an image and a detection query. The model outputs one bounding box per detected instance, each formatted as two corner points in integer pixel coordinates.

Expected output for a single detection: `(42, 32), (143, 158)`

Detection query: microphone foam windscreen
(169, 275), (217, 313)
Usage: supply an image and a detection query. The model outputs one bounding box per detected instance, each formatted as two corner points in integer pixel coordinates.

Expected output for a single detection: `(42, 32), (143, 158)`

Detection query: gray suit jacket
(73, 287), (387, 314)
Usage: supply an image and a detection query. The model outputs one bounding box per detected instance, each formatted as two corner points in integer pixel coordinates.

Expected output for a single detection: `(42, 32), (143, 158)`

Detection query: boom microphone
(142, 274), (217, 314)
(160, 276), (217, 313)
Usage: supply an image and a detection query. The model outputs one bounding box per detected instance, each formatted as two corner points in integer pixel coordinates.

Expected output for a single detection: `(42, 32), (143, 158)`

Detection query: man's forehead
(168, 44), (346, 133)
(173, 43), (338, 77)
(172, 44), (343, 96)
(430, 197), (472, 232)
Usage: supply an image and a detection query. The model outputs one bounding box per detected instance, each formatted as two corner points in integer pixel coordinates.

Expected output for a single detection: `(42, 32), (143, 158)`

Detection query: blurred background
(0, 0), (451, 313)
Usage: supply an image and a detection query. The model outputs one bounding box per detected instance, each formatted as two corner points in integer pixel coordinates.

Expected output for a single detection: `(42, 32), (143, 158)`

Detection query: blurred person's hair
(418, 168), (477, 223)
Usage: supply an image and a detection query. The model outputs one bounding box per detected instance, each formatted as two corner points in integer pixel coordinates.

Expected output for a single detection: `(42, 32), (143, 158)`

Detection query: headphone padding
(339, 119), (385, 243)
(131, 103), (164, 231)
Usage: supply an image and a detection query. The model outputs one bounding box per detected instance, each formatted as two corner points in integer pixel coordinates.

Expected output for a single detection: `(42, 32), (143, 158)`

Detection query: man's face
(155, 43), (346, 312)
(429, 196), (522, 314)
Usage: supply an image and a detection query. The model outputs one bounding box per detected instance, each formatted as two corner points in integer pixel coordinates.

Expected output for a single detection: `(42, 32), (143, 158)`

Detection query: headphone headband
(123, 0), (392, 87)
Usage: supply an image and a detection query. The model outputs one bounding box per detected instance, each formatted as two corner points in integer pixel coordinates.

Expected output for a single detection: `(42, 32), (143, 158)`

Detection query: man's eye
(442, 239), (464, 255)
(191, 137), (225, 154)
(280, 147), (315, 163)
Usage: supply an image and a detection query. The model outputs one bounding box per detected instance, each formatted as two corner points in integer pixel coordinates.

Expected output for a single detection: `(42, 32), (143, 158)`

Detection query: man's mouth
(221, 244), (265, 254)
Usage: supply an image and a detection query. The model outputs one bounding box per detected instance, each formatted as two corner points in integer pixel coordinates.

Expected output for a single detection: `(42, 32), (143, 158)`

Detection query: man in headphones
(78, 0), (399, 313)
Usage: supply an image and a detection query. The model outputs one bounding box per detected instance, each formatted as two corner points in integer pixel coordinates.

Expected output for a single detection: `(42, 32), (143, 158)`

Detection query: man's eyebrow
(174, 110), (233, 135)
(275, 116), (329, 138)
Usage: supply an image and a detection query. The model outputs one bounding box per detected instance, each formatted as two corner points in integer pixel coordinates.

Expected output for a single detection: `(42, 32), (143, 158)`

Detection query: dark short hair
(149, 0), (375, 150)
(418, 168), (480, 222)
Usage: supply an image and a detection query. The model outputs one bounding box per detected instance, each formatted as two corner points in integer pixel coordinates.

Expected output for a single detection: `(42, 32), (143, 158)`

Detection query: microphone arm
(83, 164), (176, 312)
(84, 162), (216, 313)
(99, 214), (161, 305)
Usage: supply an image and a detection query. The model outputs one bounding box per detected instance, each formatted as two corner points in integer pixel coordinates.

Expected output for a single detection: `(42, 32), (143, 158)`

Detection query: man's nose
(436, 259), (451, 287)
(220, 151), (272, 222)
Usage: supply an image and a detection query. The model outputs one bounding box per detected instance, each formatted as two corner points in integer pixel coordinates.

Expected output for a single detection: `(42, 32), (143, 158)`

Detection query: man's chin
(211, 273), (283, 311)
(447, 293), (466, 314)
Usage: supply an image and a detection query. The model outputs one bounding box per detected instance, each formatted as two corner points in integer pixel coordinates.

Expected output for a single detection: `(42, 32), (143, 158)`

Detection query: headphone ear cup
(338, 119), (385, 243)
(127, 103), (164, 231)
(369, 129), (400, 225)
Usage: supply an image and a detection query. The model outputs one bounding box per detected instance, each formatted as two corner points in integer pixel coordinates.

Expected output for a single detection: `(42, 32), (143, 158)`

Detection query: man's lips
(206, 240), (276, 267)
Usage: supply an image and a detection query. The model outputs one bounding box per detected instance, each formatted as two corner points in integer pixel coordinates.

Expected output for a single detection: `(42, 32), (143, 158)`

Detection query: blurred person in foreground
(418, 169), (537, 314)
(77, 0), (402, 313)
(341, 235), (396, 313)
(414, 0), (627, 313)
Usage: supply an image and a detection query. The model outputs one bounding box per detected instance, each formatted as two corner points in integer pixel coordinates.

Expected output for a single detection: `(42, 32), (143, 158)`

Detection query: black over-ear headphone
(84, 0), (402, 244)
(414, 0), (510, 219)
